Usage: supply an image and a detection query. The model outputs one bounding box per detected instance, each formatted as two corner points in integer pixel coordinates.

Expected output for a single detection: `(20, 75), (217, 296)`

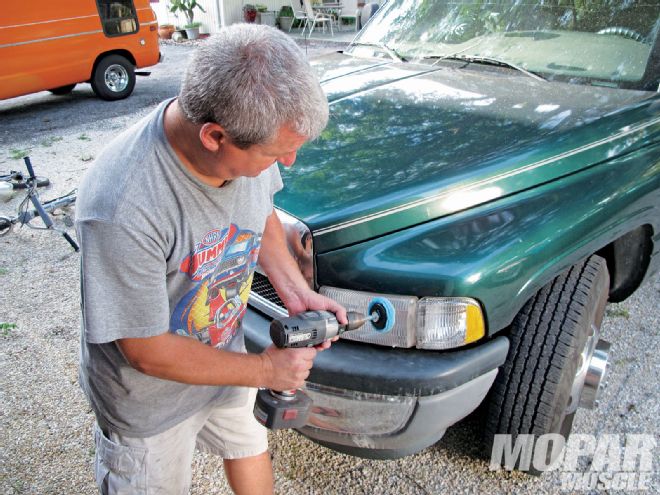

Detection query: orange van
(0, 0), (162, 101)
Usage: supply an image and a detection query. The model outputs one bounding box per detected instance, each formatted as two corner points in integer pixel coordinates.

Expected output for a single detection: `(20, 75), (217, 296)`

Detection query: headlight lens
(319, 286), (485, 349)
(319, 286), (417, 347)
(302, 383), (416, 436)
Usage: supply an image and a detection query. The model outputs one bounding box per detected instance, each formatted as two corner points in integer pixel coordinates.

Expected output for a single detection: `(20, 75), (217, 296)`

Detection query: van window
(96, 0), (139, 36)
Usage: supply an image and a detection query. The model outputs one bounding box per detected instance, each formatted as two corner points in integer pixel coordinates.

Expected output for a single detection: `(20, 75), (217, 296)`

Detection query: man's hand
(259, 345), (317, 390)
(281, 287), (348, 350)
(259, 210), (348, 349)
(282, 287), (348, 326)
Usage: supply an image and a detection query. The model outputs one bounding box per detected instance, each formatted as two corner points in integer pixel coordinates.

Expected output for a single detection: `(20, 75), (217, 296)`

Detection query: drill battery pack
(253, 388), (312, 429)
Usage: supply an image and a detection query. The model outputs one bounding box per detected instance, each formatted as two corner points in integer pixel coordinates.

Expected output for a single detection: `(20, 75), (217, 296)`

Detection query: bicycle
(0, 157), (79, 251)
(1, 168), (50, 202)
(0, 170), (50, 189)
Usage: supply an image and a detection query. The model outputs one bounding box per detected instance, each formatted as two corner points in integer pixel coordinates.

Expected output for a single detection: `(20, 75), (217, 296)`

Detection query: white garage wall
(222, 0), (291, 26)
(151, 0), (290, 33)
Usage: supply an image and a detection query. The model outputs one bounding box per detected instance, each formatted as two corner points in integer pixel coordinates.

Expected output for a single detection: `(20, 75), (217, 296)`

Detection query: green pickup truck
(245, 0), (660, 466)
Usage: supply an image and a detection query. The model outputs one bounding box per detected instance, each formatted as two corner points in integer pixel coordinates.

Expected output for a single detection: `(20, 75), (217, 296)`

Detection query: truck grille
(250, 272), (287, 317)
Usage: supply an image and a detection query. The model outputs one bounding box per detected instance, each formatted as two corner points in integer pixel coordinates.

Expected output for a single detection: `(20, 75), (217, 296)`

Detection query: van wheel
(48, 84), (76, 95)
(484, 255), (611, 474)
(91, 54), (135, 101)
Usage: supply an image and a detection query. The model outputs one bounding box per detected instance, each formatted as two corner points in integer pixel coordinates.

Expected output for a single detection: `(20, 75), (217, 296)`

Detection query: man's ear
(199, 123), (227, 152)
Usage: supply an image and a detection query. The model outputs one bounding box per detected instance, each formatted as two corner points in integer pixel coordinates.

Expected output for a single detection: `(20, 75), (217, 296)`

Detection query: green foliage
(1, 322), (17, 337)
(279, 5), (294, 17)
(41, 136), (63, 147)
(256, 4), (268, 13)
(606, 306), (630, 319)
(169, 0), (206, 26)
(9, 148), (30, 160)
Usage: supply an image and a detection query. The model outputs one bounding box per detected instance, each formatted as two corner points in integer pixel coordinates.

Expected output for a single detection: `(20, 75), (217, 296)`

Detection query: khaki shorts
(93, 388), (268, 495)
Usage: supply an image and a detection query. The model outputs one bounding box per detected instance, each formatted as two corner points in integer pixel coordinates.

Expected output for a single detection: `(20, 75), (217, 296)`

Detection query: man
(75, 24), (346, 494)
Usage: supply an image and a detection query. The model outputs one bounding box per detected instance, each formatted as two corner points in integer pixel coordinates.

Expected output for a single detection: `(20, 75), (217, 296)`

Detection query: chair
(302, 0), (334, 36)
(289, 0), (309, 33)
(338, 0), (359, 32)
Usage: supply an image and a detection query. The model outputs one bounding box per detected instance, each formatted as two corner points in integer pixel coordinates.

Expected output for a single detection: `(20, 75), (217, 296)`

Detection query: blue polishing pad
(368, 297), (396, 333)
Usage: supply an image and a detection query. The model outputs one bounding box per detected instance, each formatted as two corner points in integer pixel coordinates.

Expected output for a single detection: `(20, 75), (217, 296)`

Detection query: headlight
(303, 383), (416, 436)
(319, 286), (485, 349)
(319, 287), (417, 347)
(416, 297), (485, 349)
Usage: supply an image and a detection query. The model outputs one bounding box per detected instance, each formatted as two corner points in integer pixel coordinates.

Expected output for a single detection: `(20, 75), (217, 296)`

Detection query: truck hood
(275, 52), (659, 252)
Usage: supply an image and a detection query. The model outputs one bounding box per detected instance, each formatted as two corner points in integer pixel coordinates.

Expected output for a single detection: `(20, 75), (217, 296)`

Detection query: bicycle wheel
(0, 216), (13, 236)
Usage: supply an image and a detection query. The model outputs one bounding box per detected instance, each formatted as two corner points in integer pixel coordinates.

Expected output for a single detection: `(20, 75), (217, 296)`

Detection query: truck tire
(91, 54), (135, 101)
(48, 84), (76, 95)
(484, 255), (611, 474)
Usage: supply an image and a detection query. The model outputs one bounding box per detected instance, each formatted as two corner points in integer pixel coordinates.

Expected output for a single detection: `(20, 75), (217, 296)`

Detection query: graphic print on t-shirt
(170, 224), (261, 348)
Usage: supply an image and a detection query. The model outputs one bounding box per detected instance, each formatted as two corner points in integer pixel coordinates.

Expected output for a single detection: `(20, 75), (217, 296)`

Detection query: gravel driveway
(1, 41), (658, 495)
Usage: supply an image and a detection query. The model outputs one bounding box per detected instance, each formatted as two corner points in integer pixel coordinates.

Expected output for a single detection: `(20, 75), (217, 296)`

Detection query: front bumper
(243, 308), (509, 458)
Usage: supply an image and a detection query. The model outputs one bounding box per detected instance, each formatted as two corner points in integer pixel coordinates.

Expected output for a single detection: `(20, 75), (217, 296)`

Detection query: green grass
(9, 148), (30, 160)
(1, 322), (17, 337)
(78, 134), (92, 141)
(0, 267), (8, 276)
(41, 136), (63, 147)
(606, 307), (630, 319)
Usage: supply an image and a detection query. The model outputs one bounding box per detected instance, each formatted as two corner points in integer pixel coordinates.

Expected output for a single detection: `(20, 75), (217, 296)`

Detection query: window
(96, 0), (138, 36)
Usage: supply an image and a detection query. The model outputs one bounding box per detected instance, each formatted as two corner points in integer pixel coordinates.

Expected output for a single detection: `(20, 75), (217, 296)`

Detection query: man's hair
(179, 24), (329, 149)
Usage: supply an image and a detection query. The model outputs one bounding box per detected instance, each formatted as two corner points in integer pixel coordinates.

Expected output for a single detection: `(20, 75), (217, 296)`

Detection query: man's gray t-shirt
(75, 99), (282, 437)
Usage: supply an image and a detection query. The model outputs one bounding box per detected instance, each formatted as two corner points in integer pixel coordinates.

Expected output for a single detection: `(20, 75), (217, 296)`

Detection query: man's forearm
(117, 332), (267, 387)
(117, 330), (318, 392)
(258, 210), (309, 303)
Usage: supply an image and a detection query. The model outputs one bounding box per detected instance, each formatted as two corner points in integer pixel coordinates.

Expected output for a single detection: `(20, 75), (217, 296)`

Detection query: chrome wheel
(559, 323), (611, 438)
(91, 54), (135, 100)
(566, 325), (611, 413)
(104, 64), (130, 93)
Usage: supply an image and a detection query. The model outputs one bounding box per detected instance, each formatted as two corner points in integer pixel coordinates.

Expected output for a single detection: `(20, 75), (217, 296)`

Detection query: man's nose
(277, 152), (297, 168)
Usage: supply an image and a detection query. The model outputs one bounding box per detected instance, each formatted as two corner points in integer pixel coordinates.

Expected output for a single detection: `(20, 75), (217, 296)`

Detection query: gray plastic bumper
(243, 308), (508, 458)
(301, 369), (498, 459)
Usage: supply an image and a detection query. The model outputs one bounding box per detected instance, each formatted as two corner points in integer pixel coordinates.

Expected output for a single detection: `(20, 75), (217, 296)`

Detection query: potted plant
(256, 4), (276, 27)
(158, 23), (176, 39)
(243, 4), (258, 23)
(169, 0), (206, 39)
(184, 21), (203, 39)
(278, 5), (294, 31)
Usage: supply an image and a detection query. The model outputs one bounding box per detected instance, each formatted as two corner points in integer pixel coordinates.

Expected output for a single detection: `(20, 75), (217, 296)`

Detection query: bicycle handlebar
(23, 156), (36, 181)
(63, 232), (80, 251)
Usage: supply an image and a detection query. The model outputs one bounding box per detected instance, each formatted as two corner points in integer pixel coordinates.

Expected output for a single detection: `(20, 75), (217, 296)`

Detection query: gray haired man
(76, 24), (346, 494)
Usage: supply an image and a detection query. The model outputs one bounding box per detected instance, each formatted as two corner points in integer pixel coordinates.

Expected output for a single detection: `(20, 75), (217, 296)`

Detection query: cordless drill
(253, 299), (395, 430)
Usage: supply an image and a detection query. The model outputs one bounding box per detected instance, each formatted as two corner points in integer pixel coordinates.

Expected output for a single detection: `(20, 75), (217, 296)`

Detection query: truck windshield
(349, 0), (660, 90)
